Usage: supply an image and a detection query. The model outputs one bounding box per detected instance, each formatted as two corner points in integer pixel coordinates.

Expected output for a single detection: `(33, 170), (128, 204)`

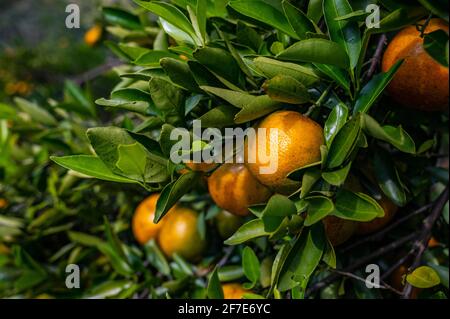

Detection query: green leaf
(361, 114), (415, 154)
(133, 0), (198, 43)
(373, 149), (407, 207)
(218, 266), (245, 282)
(116, 143), (150, 182)
(242, 246), (260, 287)
(406, 266), (441, 289)
(103, 7), (142, 30)
(234, 95), (281, 124)
(326, 114), (361, 169)
(95, 98), (149, 115)
(160, 57), (201, 92)
(323, 0), (362, 69)
(134, 50), (180, 67)
(200, 86), (254, 109)
(300, 168), (322, 199)
(322, 238), (337, 268)
(353, 60), (403, 114)
(322, 161), (352, 186)
(305, 196), (335, 226)
(14, 98), (57, 126)
(307, 0), (324, 23)
(314, 63), (351, 94)
(51, 155), (138, 184)
(333, 189), (384, 221)
(261, 195), (297, 232)
(277, 38), (350, 69)
(424, 30), (449, 67)
(229, 0), (299, 39)
(149, 77), (185, 125)
(154, 172), (200, 223)
(64, 81), (96, 116)
(263, 75), (311, 104)
(282, 0), (317, 39)
(144, 239), (170, 276)
(207, 268), (224, 299)
(254, 57), (321, 87)
(198, 105), (239, 128)
(278, 224), (325, 291)
(324, 102), (349, 147)
(194, 47), (242, 86)
(224, 219), (269, 245)
(87, 127), (169, 183)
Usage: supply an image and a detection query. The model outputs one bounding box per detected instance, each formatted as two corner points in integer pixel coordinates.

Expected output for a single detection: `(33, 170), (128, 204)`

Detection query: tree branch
(307, 231), (420, 296)
(402, 186), (449, 299)
(365, 34), (387, 80)
(340, 203), (432, 254)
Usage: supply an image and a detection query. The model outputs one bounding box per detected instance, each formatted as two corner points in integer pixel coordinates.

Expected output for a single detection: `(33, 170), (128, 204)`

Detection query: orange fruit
(245, 110), (324, 191)
(222, 283), (250, 299)
(0, 198), (8, 209)
(382, 19), (449, 111)
(428, 237), (440, 248)
(215, 210), (244, 239)
(208, 163), (272, 216)
(356, 196), (398, 235)
(323, 216), (357, 246)
(158, 207), (206, 261)
(132, 194), (166, 245)
(84, 25), (103, 46)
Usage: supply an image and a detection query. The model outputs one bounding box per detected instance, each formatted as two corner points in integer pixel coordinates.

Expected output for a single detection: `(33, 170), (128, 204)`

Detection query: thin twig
(71, 58), (122, 85)
(307, 231), (420, 296)
(402, 186), (449, 299)
(365, 34), (387, 80)
(330, 269), (402, 295)
(340, 204), (432, 254)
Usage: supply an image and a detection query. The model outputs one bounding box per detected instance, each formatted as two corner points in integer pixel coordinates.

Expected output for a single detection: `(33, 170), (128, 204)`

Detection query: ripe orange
(215, 210), (244, 239)
(132, 194), (166, 245)
(0, 198), (8, 209)
(158, 207), (206, 261)
(323, 216), (357, 246)
(245, 110), (324, 191)
(222, 283), (250, 299)
(356, 196), (398, 235)
(84, 25), (103, 46)
(208, 163), (272, 216)
(428, 237), (440, 248)
(382, 19), (449, 111)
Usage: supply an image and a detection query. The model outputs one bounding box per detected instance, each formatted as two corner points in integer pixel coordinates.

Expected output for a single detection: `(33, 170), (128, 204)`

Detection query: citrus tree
(2, 0), (449, 299)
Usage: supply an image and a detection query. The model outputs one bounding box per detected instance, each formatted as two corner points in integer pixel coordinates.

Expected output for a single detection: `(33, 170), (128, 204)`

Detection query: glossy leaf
(154, 172), (200, 223)
(373, 149), (407, 207)
(353, 60), (403, 114)
(207, 268), (224, 299)
(261, 194), (298, 232)
(254, 57), (321, 87)
(324, 102), (349, 147)
(225, 219), (269, 245)
(333, 189), (384, 221)
(305, 196), (335, 226)
(323, 0), (362, 69)
(263, 75), (311, 104)
(278, 38), (350, 69)
(51, 155), (138, 184)
(242, 246), (260, 286)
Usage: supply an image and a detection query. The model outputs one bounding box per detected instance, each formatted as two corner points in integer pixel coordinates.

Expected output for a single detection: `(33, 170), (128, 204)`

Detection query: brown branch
(307, 231), (420, 296)
(71, 58), (122, 86)
(365, 34), (387, 80)
(402, 186), (449, 299)
(340, 204), (432, 254)
(330, 269), (402, 295)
